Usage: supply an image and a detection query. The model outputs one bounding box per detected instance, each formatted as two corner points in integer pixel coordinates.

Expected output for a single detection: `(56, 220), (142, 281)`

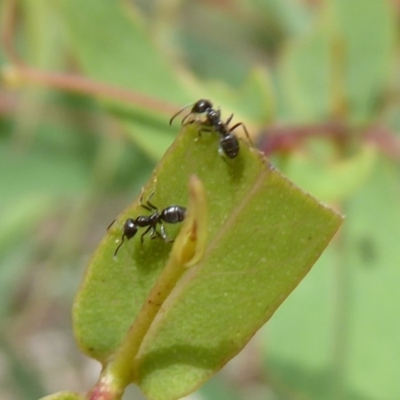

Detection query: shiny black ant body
(113, 190), (186, 257)
(169, 99), (250, 159)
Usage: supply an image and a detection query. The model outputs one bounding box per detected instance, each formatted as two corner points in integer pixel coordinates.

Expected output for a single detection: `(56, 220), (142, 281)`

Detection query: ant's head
(191, 99), (213, 114)
(123, 218), (138, 240)
(114, 218), (138, 257)
(169, 99), (213, 126)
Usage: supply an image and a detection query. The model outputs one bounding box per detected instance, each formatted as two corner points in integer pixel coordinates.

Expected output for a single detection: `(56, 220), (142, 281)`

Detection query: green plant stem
(91, 176), (207, 397)
(86, 244), (190, 400)
(108, 251), (189, 386)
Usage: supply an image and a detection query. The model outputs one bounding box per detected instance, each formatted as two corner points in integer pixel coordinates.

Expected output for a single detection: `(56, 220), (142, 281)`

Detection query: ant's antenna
(169, 102), (194, 125)
(114, 235), (125, 257)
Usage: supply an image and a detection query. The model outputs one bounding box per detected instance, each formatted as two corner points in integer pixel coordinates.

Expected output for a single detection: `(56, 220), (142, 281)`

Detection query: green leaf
(0, 332), (47, 399)
(20, 0), (63, 68)
(73, 124), (342, 400)
(135, 171), (341, 400)
(282, 142), (377, 202)
(56, 0), (191, 158)
(341, 159), (400, 399)
(57, 0), (188, 104)
(280, 0), (396, 123)
(329, 0), (396, 122)
(280, 23), (331, 122)
(200, 67), (276, 125)
(251, 0), (312, 37)
(119, 119), (175, 161)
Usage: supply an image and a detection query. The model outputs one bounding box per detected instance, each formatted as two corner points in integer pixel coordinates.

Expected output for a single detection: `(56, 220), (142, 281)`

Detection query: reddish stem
(259, 123), (400, 159)
(10, 65), (179, 116)
(1, 0), (179, 116)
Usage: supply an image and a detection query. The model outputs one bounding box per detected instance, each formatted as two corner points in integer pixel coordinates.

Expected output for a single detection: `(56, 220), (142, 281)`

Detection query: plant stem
(4, 65), (178, 116)
(91, 176), (207, 395)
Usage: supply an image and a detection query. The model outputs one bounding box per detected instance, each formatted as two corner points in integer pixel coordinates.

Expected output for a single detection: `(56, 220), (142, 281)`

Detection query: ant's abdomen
(220, 134), (239, 159)
(161, 206), (186, 223)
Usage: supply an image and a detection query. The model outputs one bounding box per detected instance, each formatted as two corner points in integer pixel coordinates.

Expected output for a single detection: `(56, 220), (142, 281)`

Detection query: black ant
(113, 190), (186, 257)
(169, 99), (251, 159)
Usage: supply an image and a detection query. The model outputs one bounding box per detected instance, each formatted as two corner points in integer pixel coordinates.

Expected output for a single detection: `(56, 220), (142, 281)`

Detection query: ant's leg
(184, 118), (194, 125)
(139, 187), (146, 204)
(141, 203), (153, 212)
(144, 222), (159, 240)
(218, 144), (231, 164)
(225, 113), (234, 125)
(160, 223), (173, 242)
(107, 219), (116, 230)
(140, 188), (158, 212)
(140, 225), (153, 245)
(229, 122), (253, 144)
(218, 145), (226, 159)
(145, 189), (158, 211)
(198, 126), (214, 138)
(150, 230), (163, 240)
(195, 120), (213, 138)
(182, 113), (197, 126)
(149, 225), (164, 241)
(139, 188), (152, 212)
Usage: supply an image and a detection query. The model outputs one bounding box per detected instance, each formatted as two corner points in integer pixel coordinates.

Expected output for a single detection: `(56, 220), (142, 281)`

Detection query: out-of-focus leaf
(13, 0), (65, 155)
(179, 2), (256, 87)
(383, 104), (400, 135)
(342, 159), (400, 399)
(119, 119), (175, 160)
(21, 0), (64, 68)
(56, 0), (190, 157)
(329, 0), (396, 122)
(264, 246), (340, 399)
(73, 122), (341, 399)
(200, 374), (243, 400)
(0, 333), (47, 399)
(265, 159), (400, 399)
(0, 195), (56, 319)
(234, 67), (276, 124)
(0, 129), (90, 202)
(0, 117), (153, 210)
(0, 195), (55, 254)
(57, 0), (188, 105)
(280, 24), (331, 122)
(251, 0), (312, 37)
(280, 0), (395, 123)
(199, 67), (276, 127)
(282, 142), (377, 202)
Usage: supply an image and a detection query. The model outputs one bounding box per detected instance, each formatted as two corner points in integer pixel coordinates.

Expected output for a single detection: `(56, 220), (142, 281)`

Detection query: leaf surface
(73, 124), (342, 400)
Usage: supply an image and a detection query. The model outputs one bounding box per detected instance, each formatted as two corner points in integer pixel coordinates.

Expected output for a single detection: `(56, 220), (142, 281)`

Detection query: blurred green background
(0, 0), (399, 399)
